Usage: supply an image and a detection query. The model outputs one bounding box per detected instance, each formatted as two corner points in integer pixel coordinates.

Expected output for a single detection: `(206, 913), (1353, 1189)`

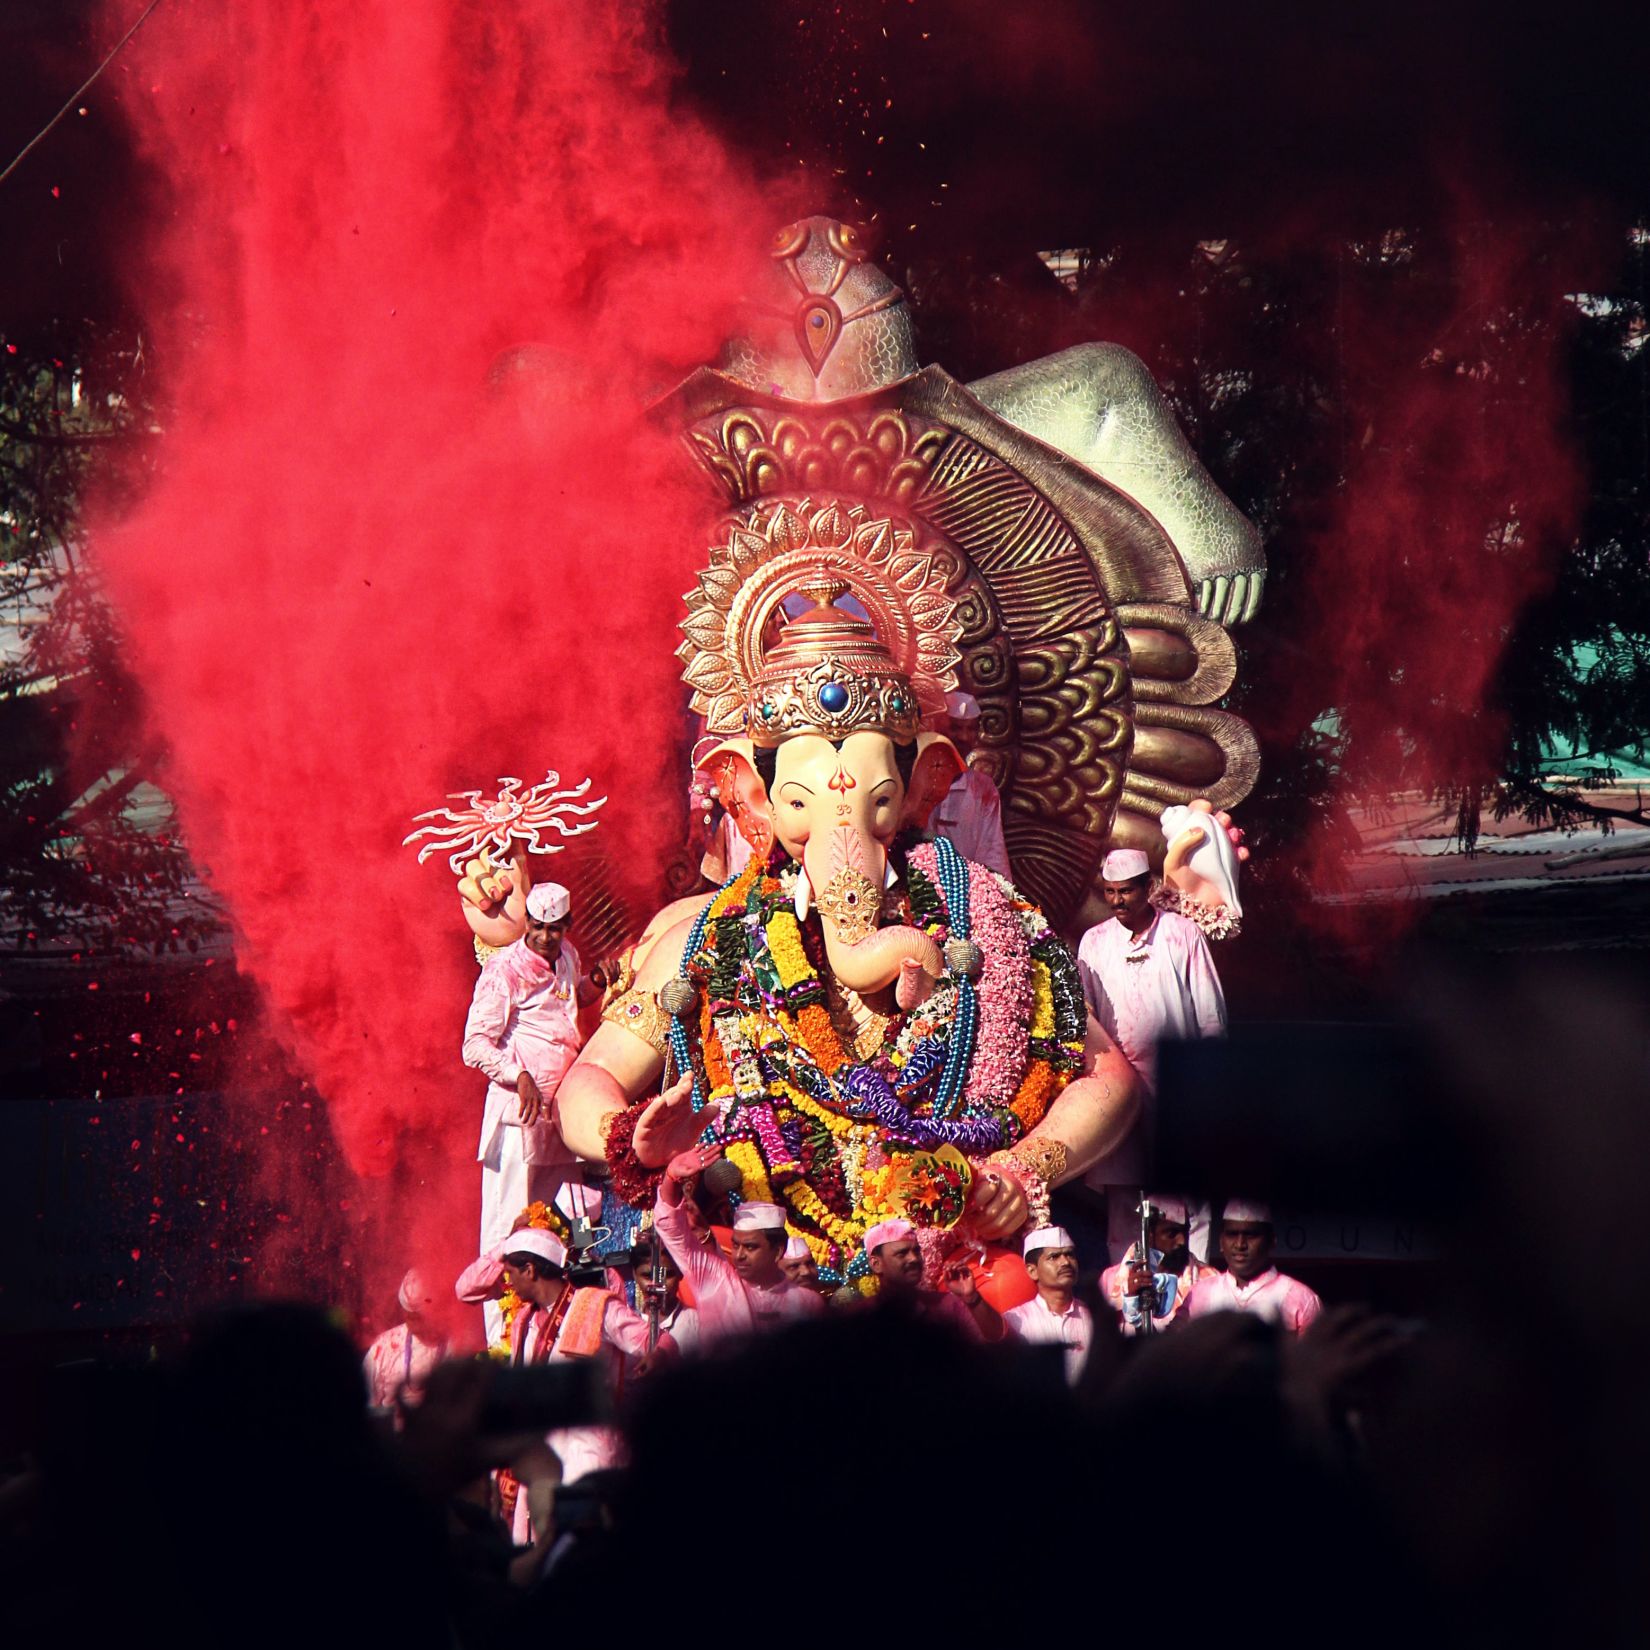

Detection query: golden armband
(602, 984), (671, 1057)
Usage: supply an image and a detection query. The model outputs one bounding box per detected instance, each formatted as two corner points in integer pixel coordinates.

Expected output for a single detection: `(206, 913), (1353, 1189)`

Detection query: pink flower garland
(907, 843), (1032, 1111)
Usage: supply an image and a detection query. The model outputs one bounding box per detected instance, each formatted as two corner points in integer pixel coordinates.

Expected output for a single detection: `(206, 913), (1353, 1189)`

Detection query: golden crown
(745, 580), (921, 747)
(678, 498), (961, 744)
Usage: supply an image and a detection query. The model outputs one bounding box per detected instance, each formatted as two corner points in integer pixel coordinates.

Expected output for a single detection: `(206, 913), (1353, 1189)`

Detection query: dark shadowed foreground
(5, 955), (1643, 1646)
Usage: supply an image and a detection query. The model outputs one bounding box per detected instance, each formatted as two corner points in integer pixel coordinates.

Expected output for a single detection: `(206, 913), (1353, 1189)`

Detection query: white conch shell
(1159, 804), (1243, 920)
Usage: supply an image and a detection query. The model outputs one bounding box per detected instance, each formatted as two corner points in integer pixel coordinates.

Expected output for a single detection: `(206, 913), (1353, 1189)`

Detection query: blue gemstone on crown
(818, 680), (850, 713)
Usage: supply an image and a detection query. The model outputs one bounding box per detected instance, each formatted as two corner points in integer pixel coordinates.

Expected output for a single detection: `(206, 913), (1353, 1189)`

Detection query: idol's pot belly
(822, 921), (942, 994)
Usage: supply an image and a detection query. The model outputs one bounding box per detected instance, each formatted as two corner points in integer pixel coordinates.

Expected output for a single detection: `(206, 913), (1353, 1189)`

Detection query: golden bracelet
(990, 1137), (1070, 1188)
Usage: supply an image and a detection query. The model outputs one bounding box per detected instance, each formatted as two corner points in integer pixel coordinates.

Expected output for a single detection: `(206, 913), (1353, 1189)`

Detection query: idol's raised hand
(632, 1071), (708, 1169)
(456, 843), (530, 949)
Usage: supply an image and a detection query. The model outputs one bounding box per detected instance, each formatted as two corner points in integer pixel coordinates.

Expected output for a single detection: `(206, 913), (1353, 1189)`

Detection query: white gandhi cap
(1022, 1226), (1075, 1258)
(505, 1228), (568, 1270)
(731, 1201), (788, 1232)
(526, 882), (571, 922)
(1101, 849), (1151, 882)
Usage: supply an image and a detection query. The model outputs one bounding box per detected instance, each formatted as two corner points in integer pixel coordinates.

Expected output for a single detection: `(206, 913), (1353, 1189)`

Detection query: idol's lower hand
(631, 1071), (704, 1169)
(965, 1164), (1028, 1240)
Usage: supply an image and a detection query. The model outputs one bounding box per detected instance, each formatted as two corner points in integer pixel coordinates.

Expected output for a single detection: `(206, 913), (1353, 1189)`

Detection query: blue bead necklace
(931, 835), (977, 1119)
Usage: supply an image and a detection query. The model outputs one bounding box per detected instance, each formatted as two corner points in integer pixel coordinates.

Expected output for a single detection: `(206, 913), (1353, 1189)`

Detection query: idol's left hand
(965, 1164), (1027, 1240)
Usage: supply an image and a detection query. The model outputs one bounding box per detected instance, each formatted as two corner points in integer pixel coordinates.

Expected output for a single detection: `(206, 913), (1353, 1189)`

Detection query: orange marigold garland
(638, 848), (1088, 1289)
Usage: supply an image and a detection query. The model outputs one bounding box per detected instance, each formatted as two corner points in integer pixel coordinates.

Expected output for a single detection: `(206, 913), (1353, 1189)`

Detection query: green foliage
(0, 331), (211, 953)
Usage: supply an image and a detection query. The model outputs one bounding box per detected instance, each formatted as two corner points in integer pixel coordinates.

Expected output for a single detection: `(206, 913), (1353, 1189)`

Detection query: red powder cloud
(90, 2), (780, 1282)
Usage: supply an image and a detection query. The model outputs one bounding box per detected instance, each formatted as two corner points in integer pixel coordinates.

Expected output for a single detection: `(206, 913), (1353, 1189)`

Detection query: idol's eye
(790, 799), (805, 811)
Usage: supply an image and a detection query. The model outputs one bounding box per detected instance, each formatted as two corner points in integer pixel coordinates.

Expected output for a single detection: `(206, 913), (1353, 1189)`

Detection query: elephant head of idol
(681, 499), (970, 992)
(690, 544), (964, 996)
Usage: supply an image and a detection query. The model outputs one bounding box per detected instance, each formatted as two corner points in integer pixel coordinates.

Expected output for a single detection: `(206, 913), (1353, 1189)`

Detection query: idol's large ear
(698, 738), (773, 851)
(900, 732), (965, 831)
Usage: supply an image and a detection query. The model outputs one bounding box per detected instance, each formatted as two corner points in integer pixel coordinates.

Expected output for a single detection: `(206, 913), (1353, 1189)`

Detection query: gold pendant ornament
(813, 864), (882, 946)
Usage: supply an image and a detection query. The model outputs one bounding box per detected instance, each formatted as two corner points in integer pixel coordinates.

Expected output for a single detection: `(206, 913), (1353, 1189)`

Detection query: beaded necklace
(656, 841), (1085, 1280)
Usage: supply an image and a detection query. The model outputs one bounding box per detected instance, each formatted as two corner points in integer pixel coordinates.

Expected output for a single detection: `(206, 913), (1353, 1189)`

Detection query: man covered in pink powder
(362, 1267), (448, 1410)
(653, 1143), (824, 1342)
(1077, 847), (1227, 1257)
(927, 691), (1012, 879)
(864, 1218), (1003, 1341)
(462, 880), (604, 1333)
(1186, 1200), (1322, 1335)
(1002, 1226), (1092, 1378)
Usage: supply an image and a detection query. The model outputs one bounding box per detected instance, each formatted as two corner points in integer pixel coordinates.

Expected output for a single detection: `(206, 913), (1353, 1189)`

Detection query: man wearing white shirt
(1002, 1226), (1093, 1381)
(1098, 1194), (1213, 1335)
(623, 1232), (700, 1359)
(1186, 1200), (1322, 1335)
(462, 881), (603, 1337)
(494, 1227), (659, 1543)
(1076, 848), (1227, 1256)
(361, 1267), (448, 1410)
(928, 691), (1012, 879)
(653, 1145), (825, 1343)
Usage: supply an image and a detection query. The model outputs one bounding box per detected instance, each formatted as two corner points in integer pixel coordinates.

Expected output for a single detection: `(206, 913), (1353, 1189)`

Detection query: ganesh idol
(552, 558), (1141, 1284)
(427, 216), (1262, 1290)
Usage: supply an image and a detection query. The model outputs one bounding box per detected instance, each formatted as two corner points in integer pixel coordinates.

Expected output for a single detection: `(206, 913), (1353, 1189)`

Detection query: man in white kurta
(462, 882), (596, 1330)
(1077, 850), (1227, 1083)
(653, 1165), (824, 1344)
(362, 1268), (448, 1409)
(494, 1228), (661, 1542)
(1185, 1200), (1322, 1335)
(929, 692), (1012, 878)
(1002, 1227), (1093, 1381)
(1098, 1195), (1212, 1335)
(1077, 848), (1227, 1255)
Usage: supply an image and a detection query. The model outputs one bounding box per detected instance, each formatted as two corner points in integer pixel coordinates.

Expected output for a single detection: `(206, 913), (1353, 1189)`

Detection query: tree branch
(0, 413), (148, 447)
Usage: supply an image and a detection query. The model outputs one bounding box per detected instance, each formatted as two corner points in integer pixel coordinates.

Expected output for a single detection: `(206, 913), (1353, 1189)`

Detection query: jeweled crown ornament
(745, 579), (921, 747)
(678, 496), (961, 739)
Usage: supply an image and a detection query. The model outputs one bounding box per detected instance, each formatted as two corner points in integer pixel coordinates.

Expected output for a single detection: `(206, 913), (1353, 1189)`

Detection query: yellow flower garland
(1029, 959), (1056, 1040)
(765, 909), (813, 988)
(784, 1179), (865, 1248)
(725, 1137), (774, 1206)
(776, 1076), (854, 1137)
